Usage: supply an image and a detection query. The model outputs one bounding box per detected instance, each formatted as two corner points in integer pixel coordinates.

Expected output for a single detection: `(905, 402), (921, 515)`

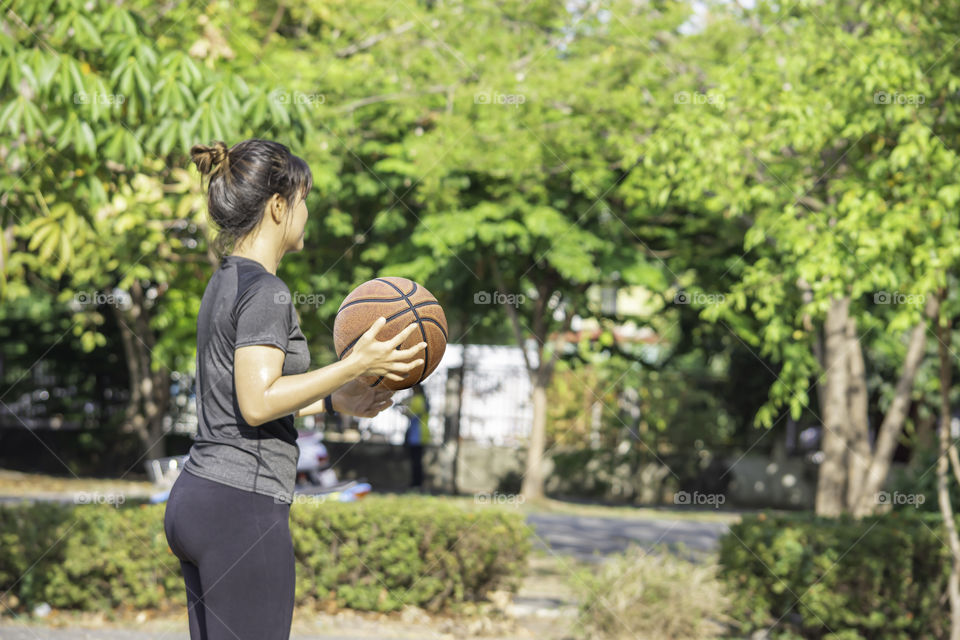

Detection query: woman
(163, 139), (425, 640)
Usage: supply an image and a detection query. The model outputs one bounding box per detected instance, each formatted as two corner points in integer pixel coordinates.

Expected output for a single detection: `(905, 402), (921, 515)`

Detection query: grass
(0, 469), (155, 497)
(436, 493), (746, 525)
(571, 544), (733, 639)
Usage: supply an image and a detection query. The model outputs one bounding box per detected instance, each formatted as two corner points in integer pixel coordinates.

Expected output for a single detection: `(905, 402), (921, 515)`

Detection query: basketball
(333, 277), (448, 390)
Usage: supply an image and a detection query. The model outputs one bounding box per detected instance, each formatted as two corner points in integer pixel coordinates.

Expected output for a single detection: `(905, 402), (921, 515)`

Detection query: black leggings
(163, 468), (295, 640)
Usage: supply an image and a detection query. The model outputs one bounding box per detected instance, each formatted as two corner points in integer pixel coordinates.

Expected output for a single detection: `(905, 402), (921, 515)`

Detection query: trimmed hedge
(0, 495), (530, 615)
(718, 510), (953, 639)
(290, 495), (529, 611)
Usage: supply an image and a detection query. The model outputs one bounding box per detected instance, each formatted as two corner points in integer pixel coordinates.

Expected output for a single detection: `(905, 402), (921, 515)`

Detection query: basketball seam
(338, 280), (418, 312)
(376, 278), (430, 385)
(338, 295), (405, 312)
(384, 301), (439, 322)
(335, 302), (438, 361)
(337, 333), (362, 361)
(418, 317), (448, 340)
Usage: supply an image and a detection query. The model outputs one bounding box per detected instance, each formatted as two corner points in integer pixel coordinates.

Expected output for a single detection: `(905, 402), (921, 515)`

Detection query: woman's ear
(268, 193), (287, 224)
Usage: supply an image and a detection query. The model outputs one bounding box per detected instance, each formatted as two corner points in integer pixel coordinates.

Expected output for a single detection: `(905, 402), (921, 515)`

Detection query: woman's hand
(346, 317), (426, 382)
(331, 379), (394, 418)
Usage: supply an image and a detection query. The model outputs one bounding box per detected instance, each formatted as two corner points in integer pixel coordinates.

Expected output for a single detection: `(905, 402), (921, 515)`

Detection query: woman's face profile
(285, 194), (309, 253)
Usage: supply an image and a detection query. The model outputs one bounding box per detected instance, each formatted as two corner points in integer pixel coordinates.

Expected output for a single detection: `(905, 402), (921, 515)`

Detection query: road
(0, 627), (441, 640)
(526, 512), (731, 561)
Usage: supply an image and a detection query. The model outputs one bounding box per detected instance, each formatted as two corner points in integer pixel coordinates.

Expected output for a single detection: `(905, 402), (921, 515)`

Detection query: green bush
(573, 544), (732, 639)
(0, 499), (182, 613)
(0, 495), (530, 615)
(718, 511), (953, 639)
(290, 495), (530, 611)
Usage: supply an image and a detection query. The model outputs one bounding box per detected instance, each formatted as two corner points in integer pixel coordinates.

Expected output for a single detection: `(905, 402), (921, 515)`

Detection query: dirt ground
(0, 469), (157, 499)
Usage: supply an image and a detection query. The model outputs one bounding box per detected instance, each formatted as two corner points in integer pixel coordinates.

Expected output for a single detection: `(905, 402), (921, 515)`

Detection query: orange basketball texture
(333, 277), (448, 390)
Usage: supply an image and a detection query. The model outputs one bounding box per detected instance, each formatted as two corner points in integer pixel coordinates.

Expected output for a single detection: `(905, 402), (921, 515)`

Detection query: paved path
(0, 621), (532, 640)
(525, 512), (731, 561)
(0, 627), (435, 639)
(0, 627), (186, 640)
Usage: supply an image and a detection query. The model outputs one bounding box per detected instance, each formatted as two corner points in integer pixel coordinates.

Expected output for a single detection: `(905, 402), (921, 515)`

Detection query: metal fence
(353, 344), (534, 446)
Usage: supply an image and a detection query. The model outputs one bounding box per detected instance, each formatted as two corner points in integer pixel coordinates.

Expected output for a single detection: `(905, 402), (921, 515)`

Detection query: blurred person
(403, 383), (430, 491)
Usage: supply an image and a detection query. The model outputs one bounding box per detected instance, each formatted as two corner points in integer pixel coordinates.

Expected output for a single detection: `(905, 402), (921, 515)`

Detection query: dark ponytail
(190, 139), (313, 257)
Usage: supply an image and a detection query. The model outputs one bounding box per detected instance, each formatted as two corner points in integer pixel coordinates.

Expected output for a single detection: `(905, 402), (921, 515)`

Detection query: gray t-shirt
(183, 255), (311, 503)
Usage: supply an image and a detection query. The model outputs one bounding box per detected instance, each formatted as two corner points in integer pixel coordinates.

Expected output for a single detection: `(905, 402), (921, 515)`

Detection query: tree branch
(335, 21), (415, 57)
(490, 259), (533, 374)
(544, 300), (576, 378)
(855, 293), (940, 515)
(332, 85), (451, 114)
(260, 1), (286, 50)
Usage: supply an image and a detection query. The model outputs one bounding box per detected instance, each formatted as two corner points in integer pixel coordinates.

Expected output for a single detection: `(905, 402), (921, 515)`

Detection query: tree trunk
(845, 316), (871, 509)
(853, 294), (939, 517)
(521, 369), (549, 500)
(799, 277), (827, 420)
(489, 261), (575, 501)
(811, 328), (827, 421)
(936, 308), (960, 640)
(816, 296), (851, 517)
(114, 281), (170, 466)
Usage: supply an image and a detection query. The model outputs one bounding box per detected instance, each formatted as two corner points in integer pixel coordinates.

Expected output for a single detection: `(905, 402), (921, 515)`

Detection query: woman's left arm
(294, 397), (327, 418)
(295, 378), (395, 418)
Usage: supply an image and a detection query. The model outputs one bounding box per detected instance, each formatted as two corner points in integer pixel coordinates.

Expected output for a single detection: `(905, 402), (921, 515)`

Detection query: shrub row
(0, 495), (530, 615)
(718, 510), (953, 639)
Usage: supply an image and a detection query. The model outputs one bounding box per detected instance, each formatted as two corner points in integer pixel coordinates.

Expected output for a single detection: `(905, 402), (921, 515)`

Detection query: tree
(233, 0), (713, 498)
(1, 0), (312, 462)
(668, 0), (960, 517)
(377, 0), (705, 498)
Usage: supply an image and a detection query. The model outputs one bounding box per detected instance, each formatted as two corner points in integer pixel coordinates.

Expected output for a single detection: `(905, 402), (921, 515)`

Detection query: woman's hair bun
(191, 138), (313, 258)
(190, 141), (229, 178)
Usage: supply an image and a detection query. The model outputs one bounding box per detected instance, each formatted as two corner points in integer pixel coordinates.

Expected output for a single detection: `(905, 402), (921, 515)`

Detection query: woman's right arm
(235, 317), (425, 427)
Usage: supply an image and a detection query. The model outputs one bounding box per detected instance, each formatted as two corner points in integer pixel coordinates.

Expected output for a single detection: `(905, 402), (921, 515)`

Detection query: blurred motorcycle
(147, 431), (370, 503)
(295, 430), (371, 501)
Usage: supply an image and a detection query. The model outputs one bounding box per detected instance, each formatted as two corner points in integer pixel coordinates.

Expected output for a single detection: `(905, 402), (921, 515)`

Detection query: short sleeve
(233, 275), (292, 352)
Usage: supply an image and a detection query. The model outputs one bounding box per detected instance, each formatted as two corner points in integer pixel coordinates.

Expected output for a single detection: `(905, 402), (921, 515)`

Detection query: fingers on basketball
(333, 277), (448, 390)
(384, 323), (418, 350)
(363, 316), (387, 341)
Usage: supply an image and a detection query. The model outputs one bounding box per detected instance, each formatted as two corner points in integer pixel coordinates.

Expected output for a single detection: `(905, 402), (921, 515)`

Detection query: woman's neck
(230, 243), (282, 275)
